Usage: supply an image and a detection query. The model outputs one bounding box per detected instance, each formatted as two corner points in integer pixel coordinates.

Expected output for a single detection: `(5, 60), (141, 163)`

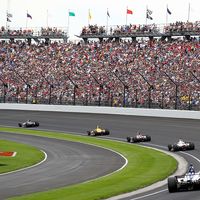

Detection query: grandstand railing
(79, 21), (200, 39)
(0, 27), (68, 40)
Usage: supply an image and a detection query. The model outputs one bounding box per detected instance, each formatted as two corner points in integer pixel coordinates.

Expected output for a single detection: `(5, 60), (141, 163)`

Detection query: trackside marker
(0, 152), (17, 157)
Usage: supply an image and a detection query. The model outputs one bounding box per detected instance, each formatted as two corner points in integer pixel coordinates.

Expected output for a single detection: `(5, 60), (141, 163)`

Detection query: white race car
(18, 120), (39, 128)
(168, 139), (195, 151)
(127, 132), (151, 143)
(168, 173), (200, 192)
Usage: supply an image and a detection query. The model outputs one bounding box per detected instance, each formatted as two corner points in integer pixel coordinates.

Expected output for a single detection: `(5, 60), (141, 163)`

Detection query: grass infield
(0, 139), (44, 174)
(0, 127), (177, 200)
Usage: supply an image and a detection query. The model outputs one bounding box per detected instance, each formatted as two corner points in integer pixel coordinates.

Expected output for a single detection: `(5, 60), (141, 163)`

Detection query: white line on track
(0, 150), (47, 176)
(129, 189), (168, 200)
(107, 142), (200, 200)
(180, 151), (200, 163)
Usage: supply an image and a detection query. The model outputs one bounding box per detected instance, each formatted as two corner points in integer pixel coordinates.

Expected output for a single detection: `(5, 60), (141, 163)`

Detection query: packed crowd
(164, 21), (200, 33)
(0, 37), (199, 110)
(81, 24), (159, 35)
(81, 21), (200, 36)
(0, 26), (67, 37)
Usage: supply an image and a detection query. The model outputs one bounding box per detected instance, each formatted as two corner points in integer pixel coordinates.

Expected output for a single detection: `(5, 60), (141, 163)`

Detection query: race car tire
(105, 129), (110, 135)
(168, 144), (173, 151)
(168, 177), (178, 193)
(189, 142), (195, 150)
(146, 135), (151, 142)
(127, 137), (131, 142)
(132, 137), (138, 143)
(87, 131), (91, 136)
(35, 122), (39, 126)
(172, 145), (179, 152)
(18, 123), (22, 127)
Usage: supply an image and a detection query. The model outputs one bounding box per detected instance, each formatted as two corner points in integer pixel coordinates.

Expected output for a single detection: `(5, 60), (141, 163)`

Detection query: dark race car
(87, 126), (110, 136)
(18, 120), (39, 128)
(168, 139), (195, 152)
(168, 165), (200, 192)
(127, 132), (151, 143)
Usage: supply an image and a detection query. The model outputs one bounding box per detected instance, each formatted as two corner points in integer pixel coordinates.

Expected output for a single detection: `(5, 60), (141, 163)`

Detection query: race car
(87, 126), (110, 136)
(126, 132), (151, 143)
(18, 120), (39, 128)
(168, 139), (195, 152)
(168, 165), (200, 192)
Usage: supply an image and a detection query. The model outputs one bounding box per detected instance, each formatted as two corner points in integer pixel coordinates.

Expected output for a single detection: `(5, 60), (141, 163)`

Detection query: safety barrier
(0, 103), (200, 119)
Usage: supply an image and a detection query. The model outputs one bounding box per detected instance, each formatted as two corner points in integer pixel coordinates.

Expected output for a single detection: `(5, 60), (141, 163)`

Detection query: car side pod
(168, 177), (178, 193)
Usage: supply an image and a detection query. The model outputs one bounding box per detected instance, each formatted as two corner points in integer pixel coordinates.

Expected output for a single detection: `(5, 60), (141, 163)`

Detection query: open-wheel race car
(168, 164), (200, 192)
(168, 139), (195, 152)
(18, 120), (39, 128)
(87, 126), (110, 136)
(127, 132), (151, 143)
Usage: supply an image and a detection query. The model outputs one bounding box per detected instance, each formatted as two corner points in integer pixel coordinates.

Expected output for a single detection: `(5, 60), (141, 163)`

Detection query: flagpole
(126, 6), (128, 25)
(26, 10), (28, 29)
(166, 5), (168, 25)
(106, 8), (109, 35)
(187, 3), (190, 22)
(68, 9), (70, 37)
(6, 0), (10, 29)
(88, 9), (90, 26)
(145, 5), (147, 25)
(6, 11), (8, 29)
(46, 9), (48, 27)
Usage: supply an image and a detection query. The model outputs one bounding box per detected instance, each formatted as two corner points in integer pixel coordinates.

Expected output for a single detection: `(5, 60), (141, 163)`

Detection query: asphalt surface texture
(0, 109), (200, 200)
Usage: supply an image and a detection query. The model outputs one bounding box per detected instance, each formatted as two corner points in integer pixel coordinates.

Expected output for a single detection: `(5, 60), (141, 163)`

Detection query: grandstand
(0, 22), (199, 111)
(0, 26), (68, 44)
(78, 21), (200, 43)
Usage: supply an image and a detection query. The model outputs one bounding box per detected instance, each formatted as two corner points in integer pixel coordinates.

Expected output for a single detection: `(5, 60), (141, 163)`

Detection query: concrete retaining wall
(0, 103), (200, 119)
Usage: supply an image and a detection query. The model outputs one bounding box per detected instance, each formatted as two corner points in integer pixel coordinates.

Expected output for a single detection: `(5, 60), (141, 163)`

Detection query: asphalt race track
(0, 110), (200, 200)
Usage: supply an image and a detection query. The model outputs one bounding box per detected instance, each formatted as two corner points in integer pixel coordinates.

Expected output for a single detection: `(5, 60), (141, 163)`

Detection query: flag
(107, 10), (110, 17)
(88, 9), (92, 20)
(146, 9), (153, 15)
(69, 11), (75, 17)
(7, 13), (13, 18)
(167, 8), (172, 15)
(27, 13), (32, 19)
(146, 8), (153, 20)
(146, 13), (153, 20)
(7, 17), (11, 22)
(127, 9), (133, 14)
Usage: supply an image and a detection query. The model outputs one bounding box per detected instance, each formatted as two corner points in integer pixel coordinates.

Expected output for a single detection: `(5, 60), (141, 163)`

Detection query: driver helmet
(137, 131), (141, 135)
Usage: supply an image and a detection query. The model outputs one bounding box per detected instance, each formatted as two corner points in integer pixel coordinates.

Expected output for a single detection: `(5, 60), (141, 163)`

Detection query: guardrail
(0, 103), (199, 119)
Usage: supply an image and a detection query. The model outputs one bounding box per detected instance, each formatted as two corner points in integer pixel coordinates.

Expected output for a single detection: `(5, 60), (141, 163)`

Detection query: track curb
(106, 146), (188, 200)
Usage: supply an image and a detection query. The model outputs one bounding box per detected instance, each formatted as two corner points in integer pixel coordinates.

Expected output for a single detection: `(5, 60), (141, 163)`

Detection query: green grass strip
(0, 126), (177, 200)
(0, 139), (44, 174)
